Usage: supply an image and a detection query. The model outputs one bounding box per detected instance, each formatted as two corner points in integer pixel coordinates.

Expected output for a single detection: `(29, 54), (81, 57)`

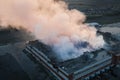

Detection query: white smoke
(0, 0), (105, 61)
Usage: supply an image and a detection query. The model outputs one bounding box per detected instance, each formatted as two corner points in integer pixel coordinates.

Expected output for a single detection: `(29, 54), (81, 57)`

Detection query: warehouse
(23, 37), (120, 80)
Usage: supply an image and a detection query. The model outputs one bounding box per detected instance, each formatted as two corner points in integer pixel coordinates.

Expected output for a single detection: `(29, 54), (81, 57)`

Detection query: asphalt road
(0, 53), (30, 80)
(0, 42), (57, 80)
(0, 29), (55, 80)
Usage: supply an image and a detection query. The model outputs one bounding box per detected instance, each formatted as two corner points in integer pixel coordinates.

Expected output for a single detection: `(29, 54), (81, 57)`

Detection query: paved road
(0, 42), (56, 80)
(0, 44), (30, 80)
(0, 29), (50, 80)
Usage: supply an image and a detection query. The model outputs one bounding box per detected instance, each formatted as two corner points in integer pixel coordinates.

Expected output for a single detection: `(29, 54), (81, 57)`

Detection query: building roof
(28, 40), (112, 74)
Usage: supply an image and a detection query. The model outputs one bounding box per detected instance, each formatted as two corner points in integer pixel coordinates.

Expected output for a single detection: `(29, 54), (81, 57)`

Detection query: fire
(0, 0), (105, 60)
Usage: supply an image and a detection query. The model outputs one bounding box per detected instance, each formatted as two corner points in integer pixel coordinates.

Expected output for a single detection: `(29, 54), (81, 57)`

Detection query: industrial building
(23, 31), (120, 80)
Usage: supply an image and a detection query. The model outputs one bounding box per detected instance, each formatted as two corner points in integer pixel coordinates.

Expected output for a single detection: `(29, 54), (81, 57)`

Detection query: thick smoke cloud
(0, 0), (105, 61)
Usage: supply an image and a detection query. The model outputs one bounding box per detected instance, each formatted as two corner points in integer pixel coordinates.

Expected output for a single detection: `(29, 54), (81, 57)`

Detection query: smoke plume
(0, 0), (105, 61)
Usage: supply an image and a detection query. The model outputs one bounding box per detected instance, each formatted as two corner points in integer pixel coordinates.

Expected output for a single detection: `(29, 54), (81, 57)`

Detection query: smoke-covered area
(0, 0), (105, 61)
